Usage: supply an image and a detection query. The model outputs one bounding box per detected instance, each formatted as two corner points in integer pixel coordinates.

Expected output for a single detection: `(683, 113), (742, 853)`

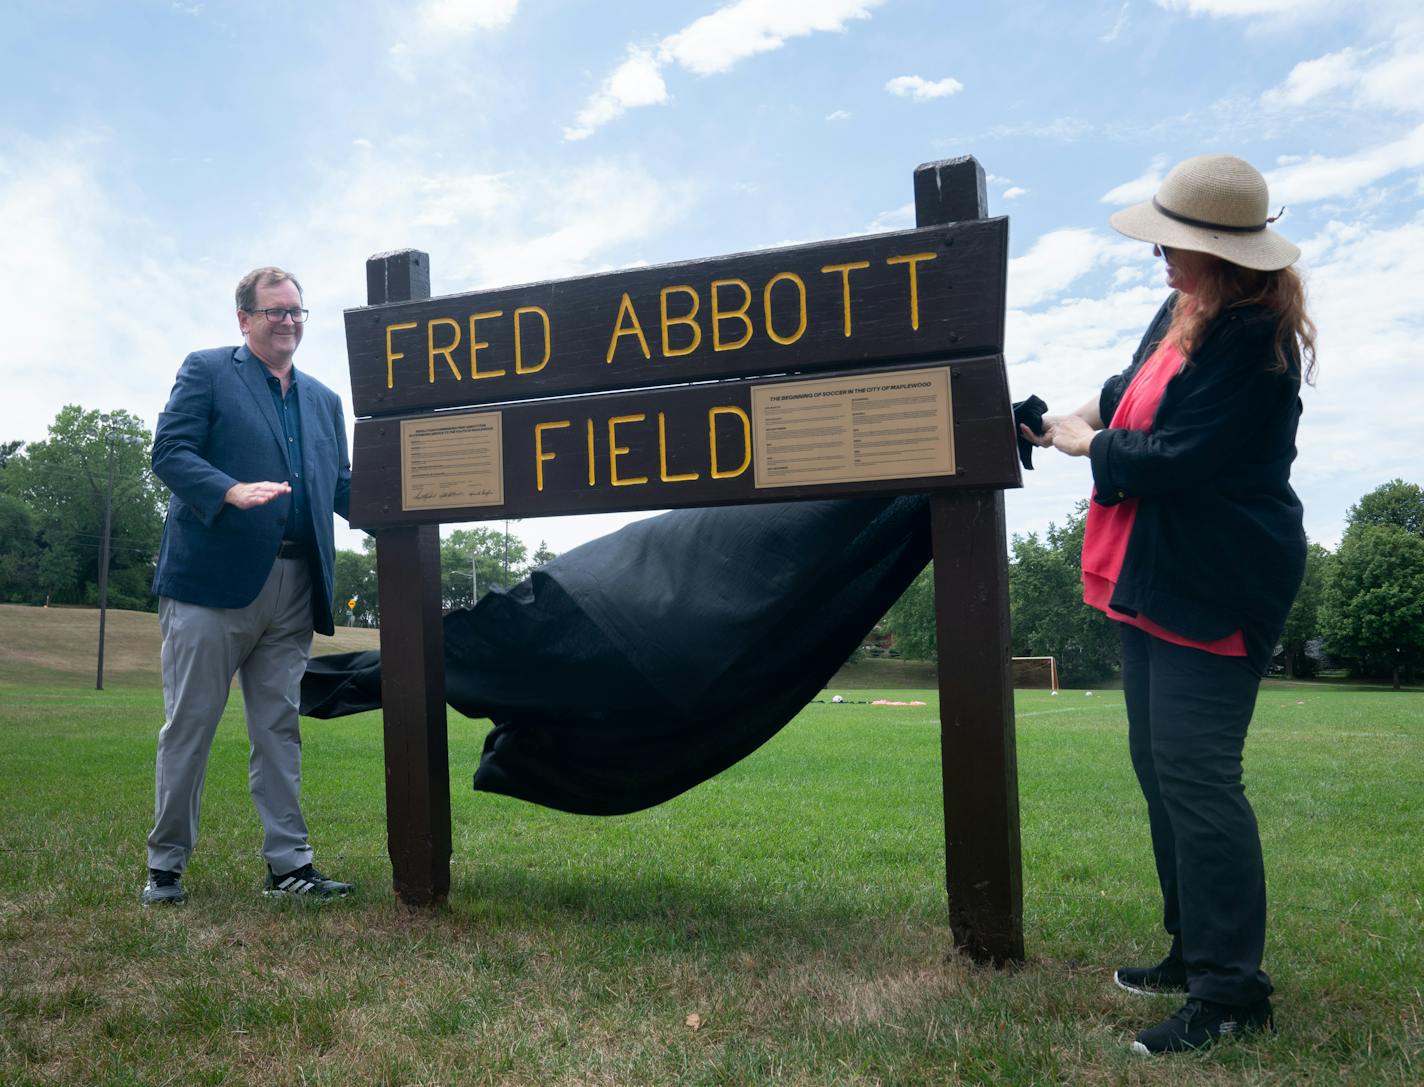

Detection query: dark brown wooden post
(366, 249), (452, 906)
(915, 157), (1024, 964)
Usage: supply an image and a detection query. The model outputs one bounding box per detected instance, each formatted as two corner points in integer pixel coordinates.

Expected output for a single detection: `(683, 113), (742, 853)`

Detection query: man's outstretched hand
(225, 481), (292, 509)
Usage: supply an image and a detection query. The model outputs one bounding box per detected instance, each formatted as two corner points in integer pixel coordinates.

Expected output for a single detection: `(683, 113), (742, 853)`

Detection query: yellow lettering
(468, 311), (506, 379)
(534, 420), (571, 492)
(762, 272), (808, 346)
(385, 321), (418, 389)
(710, 279), (753, 352)
(708, 405), (752, 479)
(657, 412), (700, 483)
(514, 306), (552, 374)
(427, 317), (463, 382)
(586, 419), (597, 487)
(606, 293), (651, 364)
(886, 251), (937, 331)
(608, 414), (649, 486)
(659, 285), (702, 358)
(820, 261), (870, 338)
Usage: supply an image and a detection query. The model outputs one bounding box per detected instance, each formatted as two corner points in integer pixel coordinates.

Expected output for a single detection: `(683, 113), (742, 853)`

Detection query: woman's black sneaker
(1114, 957), (1189, 995)
(1132, 997), (1274, 1054)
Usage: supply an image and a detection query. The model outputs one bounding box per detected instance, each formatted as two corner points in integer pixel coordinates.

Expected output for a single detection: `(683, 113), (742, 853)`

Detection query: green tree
(1320, 524), (1424, 688)
(883, 566), (936, 660)
(1346, 478), (1424, 537)
(0, 493), (40, 602)
(529, 539), (557, 568)
(332, 537), (380, 628)
(1008, 504), (1119, 688)
(1280, 541), (1329, 678)
(440, 526), (528, 610)
(884, 502), (1118, 687)
(7, 407), (166, 610)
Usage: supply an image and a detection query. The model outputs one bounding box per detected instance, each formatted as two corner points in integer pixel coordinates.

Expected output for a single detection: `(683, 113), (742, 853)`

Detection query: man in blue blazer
(143, 267), (354, 904)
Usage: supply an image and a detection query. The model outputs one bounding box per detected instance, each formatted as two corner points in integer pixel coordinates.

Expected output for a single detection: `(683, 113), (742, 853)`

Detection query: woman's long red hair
(1165, 259), (1317, 384)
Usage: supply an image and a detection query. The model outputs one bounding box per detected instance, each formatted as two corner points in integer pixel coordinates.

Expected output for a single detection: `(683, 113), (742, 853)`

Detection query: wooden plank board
(918, 156), (1024, 965)
(347, 355), (1017, 528)
(366, 249), (453, 908)
(344, 218), (1008, 418)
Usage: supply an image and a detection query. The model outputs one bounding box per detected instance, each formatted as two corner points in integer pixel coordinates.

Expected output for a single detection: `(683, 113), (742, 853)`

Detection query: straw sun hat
(1109, 154), (1300, 272)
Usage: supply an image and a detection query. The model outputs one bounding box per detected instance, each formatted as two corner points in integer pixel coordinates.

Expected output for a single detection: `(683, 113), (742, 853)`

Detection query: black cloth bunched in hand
(1013, 395), (1049, 470)
(301, 496), (932, 815)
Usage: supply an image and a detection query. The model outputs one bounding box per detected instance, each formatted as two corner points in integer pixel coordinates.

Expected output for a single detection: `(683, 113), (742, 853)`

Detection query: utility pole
(95, 417), (117, 691)
(96, 416), (141, 691)
(472, 554), (478, 605)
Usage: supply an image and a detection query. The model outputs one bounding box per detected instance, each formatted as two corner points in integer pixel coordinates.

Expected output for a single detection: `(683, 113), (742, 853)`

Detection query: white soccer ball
(1050, 690), (1058, 696)
(1086, 691), (1094, 697)
(831, 695), (845, 703)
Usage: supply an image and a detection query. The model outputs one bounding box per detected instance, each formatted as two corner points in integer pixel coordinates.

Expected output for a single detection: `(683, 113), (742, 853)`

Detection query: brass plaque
(751, 367), (954, 489)
(400, 413), (504, 511)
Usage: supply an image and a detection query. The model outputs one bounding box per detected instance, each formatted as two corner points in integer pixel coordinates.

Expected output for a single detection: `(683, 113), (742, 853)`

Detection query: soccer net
(1011, 656), (1059, 692)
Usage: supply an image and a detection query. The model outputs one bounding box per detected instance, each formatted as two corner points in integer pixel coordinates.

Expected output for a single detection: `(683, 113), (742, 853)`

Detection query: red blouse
(1081, 340), (1247, 656)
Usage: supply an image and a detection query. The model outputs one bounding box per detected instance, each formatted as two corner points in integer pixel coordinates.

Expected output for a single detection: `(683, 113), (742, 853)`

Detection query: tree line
(0, 406), (557, 627)
(883, 480), (1424, 689)
(4, 406), (1420, 685)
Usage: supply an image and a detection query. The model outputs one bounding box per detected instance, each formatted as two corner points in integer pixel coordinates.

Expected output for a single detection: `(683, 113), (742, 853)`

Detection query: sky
(2, 0), (1421, 562)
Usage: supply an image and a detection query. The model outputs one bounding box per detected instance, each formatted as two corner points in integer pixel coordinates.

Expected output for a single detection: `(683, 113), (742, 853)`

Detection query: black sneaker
(263, 863), (353, 899)
(1114, 956), (1188, 995)
(1132, 997), (1274, 1054)
(141, 868), (186, 906)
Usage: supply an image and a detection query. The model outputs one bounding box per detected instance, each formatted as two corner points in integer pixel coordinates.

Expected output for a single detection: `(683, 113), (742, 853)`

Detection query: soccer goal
(1011, 656), (1059, 692)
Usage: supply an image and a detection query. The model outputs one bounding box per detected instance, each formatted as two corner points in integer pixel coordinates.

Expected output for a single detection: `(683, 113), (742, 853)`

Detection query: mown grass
(1, 618), (1421, 1084)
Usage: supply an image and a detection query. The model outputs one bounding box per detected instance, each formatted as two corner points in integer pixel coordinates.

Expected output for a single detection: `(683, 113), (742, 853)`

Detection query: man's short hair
(235, 267), (303, 312)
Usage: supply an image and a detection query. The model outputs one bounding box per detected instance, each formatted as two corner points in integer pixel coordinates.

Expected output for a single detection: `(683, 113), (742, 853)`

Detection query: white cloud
(1154, 0), (1330, 17)
(885, 75), (964, 100)
(389, 0), (520, 80)
(826, 109), (851, 121)
(1266, 123), (1424, 204)
(864, 203), (914, 234)
(1263, 47), (1366, 109)
(659, 0), (884, 75)
(0, 132), (227, 445)
(1263, 39), (1424, 115)
(565, 0), (886, 139)
(1007, 228), (1145, 309)
(1100, 155), (1169, 205)
(564, 48), (669, 141)
(1001, 186), (1028, 200)
(1101, 2), (1130, 42)
(419, 0), (519, 33)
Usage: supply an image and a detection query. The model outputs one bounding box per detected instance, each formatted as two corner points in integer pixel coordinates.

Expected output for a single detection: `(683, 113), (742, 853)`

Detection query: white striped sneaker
(263, 863), (353, 899)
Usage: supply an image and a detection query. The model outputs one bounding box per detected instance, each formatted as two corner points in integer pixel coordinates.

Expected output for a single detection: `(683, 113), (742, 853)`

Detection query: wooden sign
(344, 218), (1007, 418)
(348, 357), (1016, 528)
(355, 156), (1025, 967)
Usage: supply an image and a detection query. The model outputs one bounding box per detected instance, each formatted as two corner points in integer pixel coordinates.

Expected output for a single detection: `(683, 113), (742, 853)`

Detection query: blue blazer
(151, 345), (351, 636)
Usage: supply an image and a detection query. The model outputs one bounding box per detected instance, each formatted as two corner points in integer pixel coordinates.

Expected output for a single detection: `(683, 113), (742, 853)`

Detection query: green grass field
(1, 606), (1421, 1085)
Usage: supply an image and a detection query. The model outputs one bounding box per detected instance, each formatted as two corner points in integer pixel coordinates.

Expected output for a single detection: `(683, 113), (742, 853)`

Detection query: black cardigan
(1088, 294), (1306, 671)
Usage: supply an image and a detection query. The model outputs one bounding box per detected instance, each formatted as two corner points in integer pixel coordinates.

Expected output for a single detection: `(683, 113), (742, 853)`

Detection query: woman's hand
(1019, 414), (1062, 448)
(1050, 415), (1097, 457)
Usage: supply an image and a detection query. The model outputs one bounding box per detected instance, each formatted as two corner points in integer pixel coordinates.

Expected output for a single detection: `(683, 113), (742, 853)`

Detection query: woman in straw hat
(1024, 154), (1315, 1054)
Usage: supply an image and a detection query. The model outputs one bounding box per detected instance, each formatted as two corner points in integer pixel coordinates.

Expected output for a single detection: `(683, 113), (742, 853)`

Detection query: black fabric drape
(301, 495), (932, 815)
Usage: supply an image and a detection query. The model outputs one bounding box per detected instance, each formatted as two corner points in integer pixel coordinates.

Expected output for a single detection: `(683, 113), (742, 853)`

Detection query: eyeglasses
(248, 307), (310, 324)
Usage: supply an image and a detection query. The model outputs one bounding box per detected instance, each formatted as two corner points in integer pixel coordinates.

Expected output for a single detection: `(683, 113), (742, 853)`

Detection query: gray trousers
(147, 557), (316, 875)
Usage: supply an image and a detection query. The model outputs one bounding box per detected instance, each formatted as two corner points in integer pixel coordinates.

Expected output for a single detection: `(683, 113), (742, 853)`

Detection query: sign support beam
(367, 249), (452, 906)
(916, 157), (1025, 964)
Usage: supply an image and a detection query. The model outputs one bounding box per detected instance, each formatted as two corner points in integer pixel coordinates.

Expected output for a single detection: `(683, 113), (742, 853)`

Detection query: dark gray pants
(147, 557), (315, 876)
(1120, 624), (1272, 1006)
